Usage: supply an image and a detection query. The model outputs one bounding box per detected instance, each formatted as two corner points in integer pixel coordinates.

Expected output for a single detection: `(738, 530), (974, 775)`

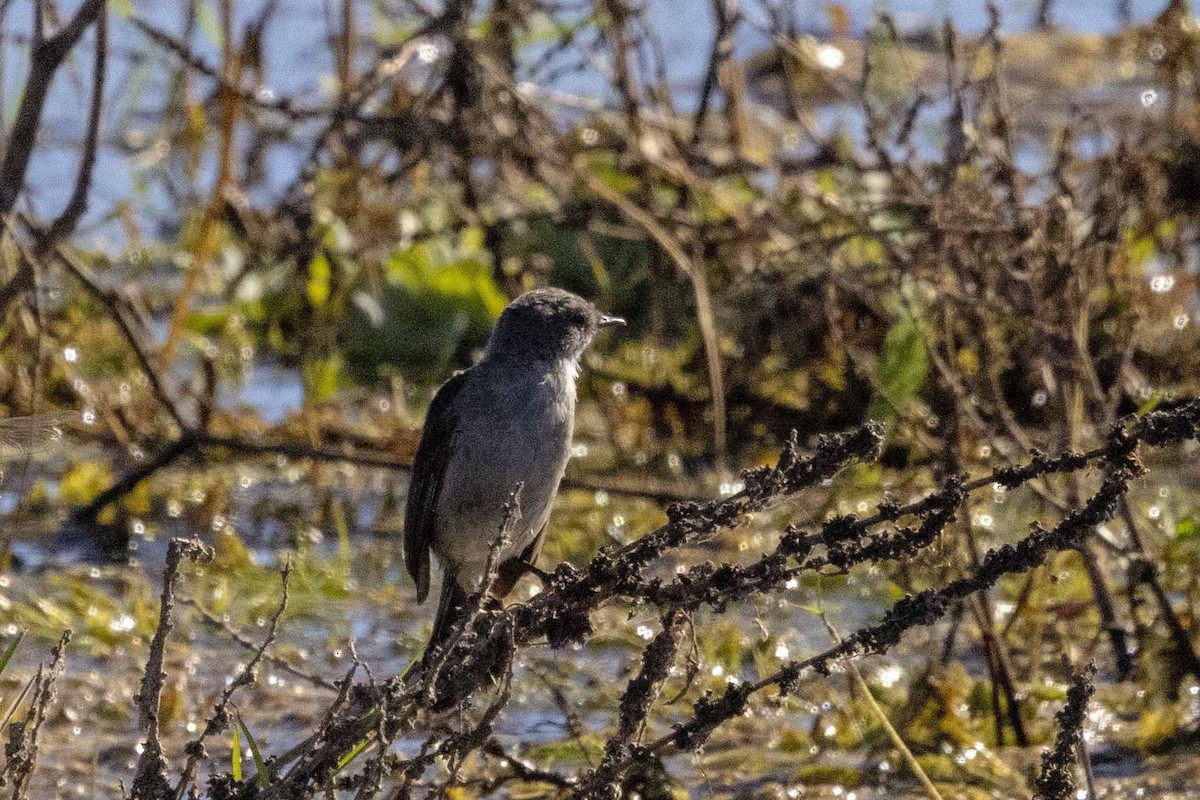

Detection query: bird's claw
(525, 563), (553, 586)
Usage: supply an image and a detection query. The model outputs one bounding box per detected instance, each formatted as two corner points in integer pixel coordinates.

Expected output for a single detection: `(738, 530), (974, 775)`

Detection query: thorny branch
(174, 560), (292, 799)
(131, 539), (215, 800)
(179, 595), (338, 692)
(219, 401), (1200, 800)
(0, 630), (69, 799)
(1035, 664), (1098, 800)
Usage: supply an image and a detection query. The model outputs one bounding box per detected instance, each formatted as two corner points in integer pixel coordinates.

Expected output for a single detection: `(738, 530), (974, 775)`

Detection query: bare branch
(36, 0), (106, 252)
(130, 539), (213, 800)
(0, 0), (104, 219)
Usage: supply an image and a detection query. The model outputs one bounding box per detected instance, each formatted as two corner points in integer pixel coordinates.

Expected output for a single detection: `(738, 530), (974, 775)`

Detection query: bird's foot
(524, 563), (553, 587)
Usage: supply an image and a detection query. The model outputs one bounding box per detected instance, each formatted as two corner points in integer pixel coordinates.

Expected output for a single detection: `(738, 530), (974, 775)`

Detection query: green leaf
(60, 460), (116, 506)
(587, 155), (641, 194)
(459, 225), (486, 255)
(343, 245), (507, 383)
(1, 675), (35, 730)
(0, 630), (24, 677)
(968, 681), (993, 714)
(387, 246), (507, 318)
(869, 315), (929, 420)
(231, 722), (242, 782)
(307, 252), (332, 308)
(1137, 391), (1164, 416)
(184, 308), (229, 335)
(336, 736), (372, 771)
(1124, 230), (1156, 266)
(238, 717), (270, 788)
(302, 355), (344, 403)
(1177, 516), (1197, 542)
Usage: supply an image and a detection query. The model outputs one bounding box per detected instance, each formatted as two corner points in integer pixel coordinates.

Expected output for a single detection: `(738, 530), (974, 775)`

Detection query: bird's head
(486, 288), (624, 364)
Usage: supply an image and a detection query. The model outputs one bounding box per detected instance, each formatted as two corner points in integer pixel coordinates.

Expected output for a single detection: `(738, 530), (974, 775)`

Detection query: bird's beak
(599, 314), (626, 328)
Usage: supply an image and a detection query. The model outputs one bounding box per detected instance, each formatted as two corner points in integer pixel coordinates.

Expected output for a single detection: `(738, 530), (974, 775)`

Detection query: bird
(403, 287), (624, 661)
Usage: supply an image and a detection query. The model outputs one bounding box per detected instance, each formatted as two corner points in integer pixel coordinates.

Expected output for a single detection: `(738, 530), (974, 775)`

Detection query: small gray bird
(403, 287), (624, 658)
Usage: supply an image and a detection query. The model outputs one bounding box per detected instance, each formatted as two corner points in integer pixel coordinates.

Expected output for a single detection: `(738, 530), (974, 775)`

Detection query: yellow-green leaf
(231, 723), (242, 782)
(869, 316), (929, 420)
(307, 252), (332, 308)
(238, 716), (270, 788)
(1177, 516), (1197, 541)
(0, 630), (24, 677)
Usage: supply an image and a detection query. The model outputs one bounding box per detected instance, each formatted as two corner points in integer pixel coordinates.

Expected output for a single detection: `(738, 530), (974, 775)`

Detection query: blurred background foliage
(3, 0), (1195, 475)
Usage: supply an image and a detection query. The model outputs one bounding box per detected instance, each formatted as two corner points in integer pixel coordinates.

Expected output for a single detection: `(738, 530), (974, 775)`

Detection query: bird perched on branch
(403, 287), (624, 661)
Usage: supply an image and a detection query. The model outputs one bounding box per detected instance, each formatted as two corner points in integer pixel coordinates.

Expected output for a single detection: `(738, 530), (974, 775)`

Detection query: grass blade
(238, 714), (270, 788)
(335, 734), (373, 771)
(1, 674), (35, 729)
(820, 613), (944, 800)
(0, 629), (24, 677)
(332, 496), (351, 579)
(231, 721), (242, 782)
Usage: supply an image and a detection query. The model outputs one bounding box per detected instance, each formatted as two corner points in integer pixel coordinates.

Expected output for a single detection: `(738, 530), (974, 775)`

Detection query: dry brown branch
(130, 14), (325, 121)
(49, 242), (189, 431)
(265, 402), (1198, 798)
(130, 538), (214, 800)
(0, 0), (104, 219)
(5, 6), (1200, 797)
(172, 560), (292, 798)
(575, 169), (728, 469)
(160, 0), (242, 367)
(179, 594), (339, 692)
(572, 609), (687, 799)
(36, 0), (105, 252)
(0, 630), (70, 800)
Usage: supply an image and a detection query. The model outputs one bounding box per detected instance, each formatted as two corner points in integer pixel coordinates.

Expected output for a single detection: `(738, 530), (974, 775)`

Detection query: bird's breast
(433, 361), (578, 588)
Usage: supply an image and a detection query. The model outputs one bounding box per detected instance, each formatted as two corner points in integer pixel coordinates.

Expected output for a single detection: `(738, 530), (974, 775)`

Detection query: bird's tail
(422, 578), (470, 665)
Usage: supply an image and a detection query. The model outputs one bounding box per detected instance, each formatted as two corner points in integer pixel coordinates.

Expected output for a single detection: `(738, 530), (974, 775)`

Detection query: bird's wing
(403, 370), (469, 603)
